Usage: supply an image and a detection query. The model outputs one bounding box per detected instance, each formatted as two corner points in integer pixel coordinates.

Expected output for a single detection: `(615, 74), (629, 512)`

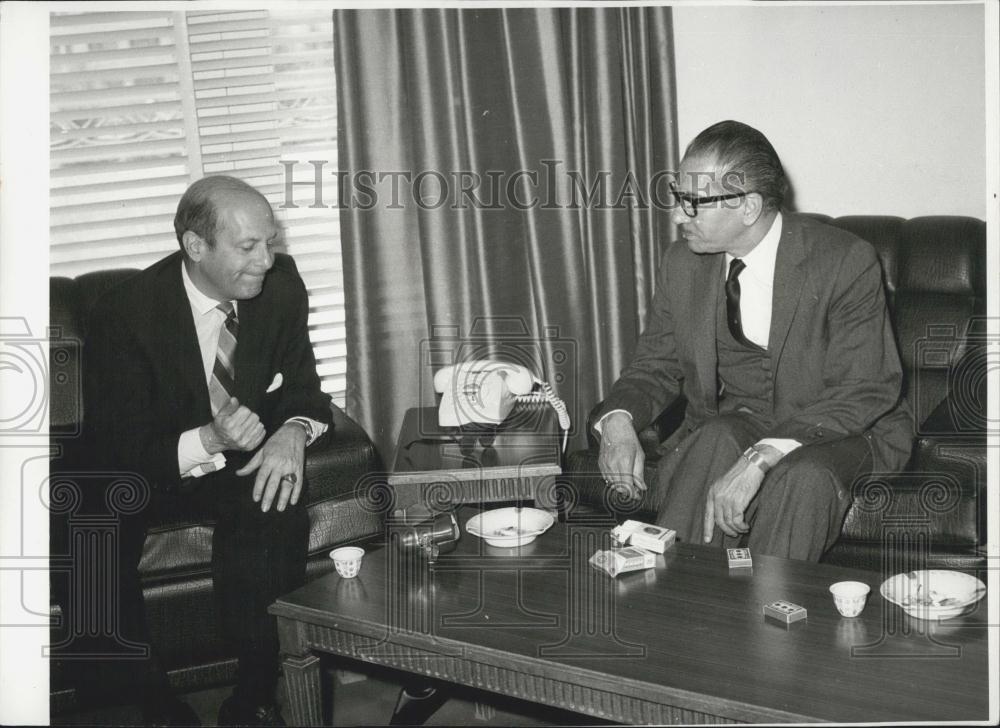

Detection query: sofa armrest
(838, 384), (987, 556)
(915, 340), (986, 441)
(915, 388), (985, 448)
(840, 454), (985, 553)
(303, 404), (382, 506)
(910, 380), (985, 485)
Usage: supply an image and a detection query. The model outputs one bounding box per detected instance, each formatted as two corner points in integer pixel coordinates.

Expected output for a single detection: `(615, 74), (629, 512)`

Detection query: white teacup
(329, 546), (365, 579)
(830, 580), (870, 618)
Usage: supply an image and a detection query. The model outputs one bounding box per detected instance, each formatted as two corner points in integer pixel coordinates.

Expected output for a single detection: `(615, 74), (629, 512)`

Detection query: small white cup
(830, 580), (870, 618)
(329, 546), (365, 579)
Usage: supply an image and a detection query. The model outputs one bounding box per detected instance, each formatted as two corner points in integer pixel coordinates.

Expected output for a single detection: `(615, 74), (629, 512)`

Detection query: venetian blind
(49, 9), (346, 403)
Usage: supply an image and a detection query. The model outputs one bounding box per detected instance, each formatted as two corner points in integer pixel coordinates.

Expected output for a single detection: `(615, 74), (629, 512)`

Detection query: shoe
(217, 694), (286, 727)
(140, 695), (201, 726)
(389, 684), (448, 725)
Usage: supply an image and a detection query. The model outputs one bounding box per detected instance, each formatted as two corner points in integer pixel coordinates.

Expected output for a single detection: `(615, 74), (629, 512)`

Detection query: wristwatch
(741, 445), (771, 473)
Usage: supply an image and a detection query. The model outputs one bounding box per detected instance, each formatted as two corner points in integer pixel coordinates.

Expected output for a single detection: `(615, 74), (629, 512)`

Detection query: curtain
(334, 7), (678, 460)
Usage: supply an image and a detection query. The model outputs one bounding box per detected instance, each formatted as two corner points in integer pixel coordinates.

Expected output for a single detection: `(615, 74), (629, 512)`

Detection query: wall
(673, 3), (986, 219)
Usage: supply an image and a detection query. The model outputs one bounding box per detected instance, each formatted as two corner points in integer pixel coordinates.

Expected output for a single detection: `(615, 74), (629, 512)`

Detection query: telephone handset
(433, 361), (571, 450)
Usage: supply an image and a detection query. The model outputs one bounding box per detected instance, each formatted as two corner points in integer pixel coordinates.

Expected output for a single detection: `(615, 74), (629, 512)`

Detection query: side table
(388, 403), (563, 512)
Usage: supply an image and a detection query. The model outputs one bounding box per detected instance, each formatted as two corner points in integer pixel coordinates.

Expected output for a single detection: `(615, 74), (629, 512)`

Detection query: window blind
(50, 9), (347, 403)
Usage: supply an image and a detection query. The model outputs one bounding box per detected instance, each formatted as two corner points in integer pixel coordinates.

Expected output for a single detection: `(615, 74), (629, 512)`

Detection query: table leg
(283, 653), (323, 726)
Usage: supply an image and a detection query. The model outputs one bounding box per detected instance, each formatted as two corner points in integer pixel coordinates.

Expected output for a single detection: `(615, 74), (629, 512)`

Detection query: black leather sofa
(48, 269), (384, 712)
(565, 215), (988, 573)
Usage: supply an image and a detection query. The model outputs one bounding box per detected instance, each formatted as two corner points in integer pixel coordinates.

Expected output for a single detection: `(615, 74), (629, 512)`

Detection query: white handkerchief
(266, 372), (283, 393)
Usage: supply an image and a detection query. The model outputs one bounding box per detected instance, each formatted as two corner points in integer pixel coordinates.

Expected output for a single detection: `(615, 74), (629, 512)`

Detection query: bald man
(83, 176), (332, 726)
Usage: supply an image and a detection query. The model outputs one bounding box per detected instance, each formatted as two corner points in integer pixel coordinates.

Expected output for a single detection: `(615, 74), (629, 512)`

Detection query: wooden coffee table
(270, 506), (989, 725)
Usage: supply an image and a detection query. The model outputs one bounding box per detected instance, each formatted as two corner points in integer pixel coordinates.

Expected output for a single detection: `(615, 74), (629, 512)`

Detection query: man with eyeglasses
(594, 120), (912, 561)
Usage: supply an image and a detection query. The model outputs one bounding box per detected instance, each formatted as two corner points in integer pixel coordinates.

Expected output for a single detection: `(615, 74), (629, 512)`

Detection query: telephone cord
(518, 380), (571, 452)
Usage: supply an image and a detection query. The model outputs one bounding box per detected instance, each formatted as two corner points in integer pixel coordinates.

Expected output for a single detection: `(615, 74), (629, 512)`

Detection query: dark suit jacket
(84, 251), (333, 493)
(596, 213), (913, 472)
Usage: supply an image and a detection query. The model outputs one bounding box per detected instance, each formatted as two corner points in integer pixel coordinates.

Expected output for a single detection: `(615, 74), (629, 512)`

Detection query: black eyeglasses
(669, 182), (749, 218)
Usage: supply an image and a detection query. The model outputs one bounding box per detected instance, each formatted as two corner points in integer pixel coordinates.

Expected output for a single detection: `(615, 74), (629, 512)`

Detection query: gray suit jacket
(596, 212), (913, 472)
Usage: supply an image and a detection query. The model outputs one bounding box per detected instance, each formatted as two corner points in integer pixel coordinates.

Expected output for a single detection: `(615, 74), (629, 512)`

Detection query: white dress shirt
(597, 213), (800, 460)
(177, 263), (327, 478)
(725, 212), (782, 348)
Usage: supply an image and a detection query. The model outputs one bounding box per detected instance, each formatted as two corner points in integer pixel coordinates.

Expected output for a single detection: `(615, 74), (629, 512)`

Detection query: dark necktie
(208, 302), (239, 415)
(725, 258), (757, 349)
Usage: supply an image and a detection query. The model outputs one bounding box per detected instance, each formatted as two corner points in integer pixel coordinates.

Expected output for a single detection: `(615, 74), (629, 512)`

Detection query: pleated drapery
(334, 7), (678, 459)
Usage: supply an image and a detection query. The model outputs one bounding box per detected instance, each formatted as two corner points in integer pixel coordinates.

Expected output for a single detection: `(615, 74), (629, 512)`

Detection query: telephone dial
(433, 361), (571, 450)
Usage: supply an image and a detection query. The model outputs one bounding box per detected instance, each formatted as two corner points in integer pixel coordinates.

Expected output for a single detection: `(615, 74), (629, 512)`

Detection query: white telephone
(433, 361), (571, 449)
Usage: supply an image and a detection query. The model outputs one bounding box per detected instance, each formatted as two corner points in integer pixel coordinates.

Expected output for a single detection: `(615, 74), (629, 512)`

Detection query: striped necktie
(208, 302), (239, 415)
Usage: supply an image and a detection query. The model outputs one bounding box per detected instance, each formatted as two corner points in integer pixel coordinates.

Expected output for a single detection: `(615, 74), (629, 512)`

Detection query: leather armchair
(48, 269), (384, 711)
(565, 215), (987, 572)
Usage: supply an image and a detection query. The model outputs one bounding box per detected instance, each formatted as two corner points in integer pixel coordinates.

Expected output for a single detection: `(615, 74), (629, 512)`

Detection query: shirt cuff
(755, 437), (801, 463)
(593, 409), (632, 435)
(284, 416), (328, 447)
(178, 427), (226, 478)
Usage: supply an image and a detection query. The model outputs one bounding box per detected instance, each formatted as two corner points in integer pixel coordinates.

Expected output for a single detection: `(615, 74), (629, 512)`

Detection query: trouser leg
(71, 482), (172, 705)
(745, 435), (873, 561)
(653, 413), (767, 546)
(211, 474), (309, 703)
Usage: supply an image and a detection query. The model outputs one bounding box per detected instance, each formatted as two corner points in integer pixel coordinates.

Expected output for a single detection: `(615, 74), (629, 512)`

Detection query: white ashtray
(880, 569), (986, 621)
(465, 507), (555, 547)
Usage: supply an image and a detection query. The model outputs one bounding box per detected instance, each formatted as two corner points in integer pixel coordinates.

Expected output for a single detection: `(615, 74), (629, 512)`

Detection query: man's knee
(770, 453), (833, 480)
(751, 451), (855, 560)
(763, 454), (846, 508)
(221, 490), (309, 550)
(694, 413), (761, 447)
(254, 498), (309, 536)
(766, 436), (870, 503)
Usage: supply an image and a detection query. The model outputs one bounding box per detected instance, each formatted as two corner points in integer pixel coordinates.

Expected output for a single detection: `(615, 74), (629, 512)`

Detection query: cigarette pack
(727, 548), (752, 569)
(763, 600), (807, 625)
(589, 546), (657, 577)
(611, 520), (676, 554)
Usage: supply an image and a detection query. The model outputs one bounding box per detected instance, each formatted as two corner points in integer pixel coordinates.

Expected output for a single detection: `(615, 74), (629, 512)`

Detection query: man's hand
(597, 412), (646, 500)
(236, 422), (308, 512)
(702, 458), (764, 543)
(702, 443), (783, 543)
(199, 396), (265, 454)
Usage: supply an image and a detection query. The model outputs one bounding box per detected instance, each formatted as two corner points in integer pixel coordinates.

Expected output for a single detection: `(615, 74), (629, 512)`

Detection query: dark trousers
(76, 470), (309, 705)
(652, 413), (873, 561)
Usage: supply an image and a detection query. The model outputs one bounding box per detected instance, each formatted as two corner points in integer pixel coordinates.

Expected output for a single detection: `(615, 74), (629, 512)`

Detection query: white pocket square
(266, 373), (283, 393)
